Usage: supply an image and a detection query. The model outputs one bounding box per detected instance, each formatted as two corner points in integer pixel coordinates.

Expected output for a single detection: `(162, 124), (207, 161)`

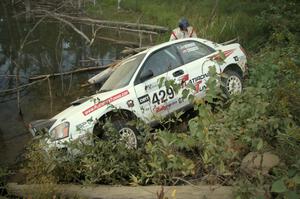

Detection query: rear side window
(175, 41), (215, 64)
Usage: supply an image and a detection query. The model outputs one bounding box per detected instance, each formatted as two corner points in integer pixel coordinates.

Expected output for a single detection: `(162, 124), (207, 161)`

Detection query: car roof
(137, 38), (215, 56)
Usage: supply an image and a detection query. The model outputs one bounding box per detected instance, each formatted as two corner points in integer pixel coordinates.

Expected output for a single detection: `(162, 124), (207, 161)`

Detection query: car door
(166, 40), (217, 114)
(133, 45), (183, 123)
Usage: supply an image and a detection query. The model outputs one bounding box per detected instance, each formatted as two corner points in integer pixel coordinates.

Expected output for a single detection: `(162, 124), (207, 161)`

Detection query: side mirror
(140, 69), (154, 82)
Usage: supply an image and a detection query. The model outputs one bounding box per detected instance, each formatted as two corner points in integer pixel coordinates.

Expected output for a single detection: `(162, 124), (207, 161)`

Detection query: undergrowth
(85, 0), (270, 50)
(21, 1), (300, 199)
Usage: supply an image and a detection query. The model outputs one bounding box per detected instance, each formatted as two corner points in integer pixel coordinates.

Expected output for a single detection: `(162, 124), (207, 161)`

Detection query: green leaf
(292, 174), (300, 184)
(219, 51), (226, 60)
(182, 89), (190, 99)
(284, 191), (299, 199)
(158, 77), (165, 88)
(188, 94), (195, 102)
(288, 169), (297, 178)
(46, 162), (56, 174)
(256, 138), (263, 150)
(165, 79), (171, 89)
(271, 179), (287, 193)
(255, 196), (265, 199)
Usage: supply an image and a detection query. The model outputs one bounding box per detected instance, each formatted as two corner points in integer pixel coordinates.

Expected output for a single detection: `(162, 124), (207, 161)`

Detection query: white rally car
(29, 38), (247, 148)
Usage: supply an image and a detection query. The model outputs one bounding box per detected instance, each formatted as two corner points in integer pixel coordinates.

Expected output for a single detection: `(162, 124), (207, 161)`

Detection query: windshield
(100, 53), (146, 91)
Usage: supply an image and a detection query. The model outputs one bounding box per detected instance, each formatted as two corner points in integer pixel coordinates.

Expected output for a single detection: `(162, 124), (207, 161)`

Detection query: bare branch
(20, 16), (46, 52)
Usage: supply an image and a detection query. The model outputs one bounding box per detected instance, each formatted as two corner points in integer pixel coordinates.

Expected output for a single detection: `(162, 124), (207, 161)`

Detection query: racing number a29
(152, 87), (174, 105)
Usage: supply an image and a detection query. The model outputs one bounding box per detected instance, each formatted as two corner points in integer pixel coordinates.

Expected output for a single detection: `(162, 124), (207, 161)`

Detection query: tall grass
(86, 0), (270, 50)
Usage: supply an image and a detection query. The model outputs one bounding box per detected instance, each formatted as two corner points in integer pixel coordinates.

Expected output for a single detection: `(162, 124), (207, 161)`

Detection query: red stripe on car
(210, 49), (235, 61)
(82, 90), (129, 116)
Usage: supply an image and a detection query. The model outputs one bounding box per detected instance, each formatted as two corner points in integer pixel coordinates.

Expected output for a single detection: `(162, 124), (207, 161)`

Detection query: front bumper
(28, 119), (56, 137)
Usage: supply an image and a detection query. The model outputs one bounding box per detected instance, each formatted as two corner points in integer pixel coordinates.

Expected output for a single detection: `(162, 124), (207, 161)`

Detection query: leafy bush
(24, 134), (141, 185)
(134, 130), (196, 185)
(22, 2), (300, 198)
(270, 160), (300, 198)
(0, 167), (9, 196)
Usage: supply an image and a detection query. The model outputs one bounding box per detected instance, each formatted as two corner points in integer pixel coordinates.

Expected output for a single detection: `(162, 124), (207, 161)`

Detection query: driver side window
(138, 46), (182, 83)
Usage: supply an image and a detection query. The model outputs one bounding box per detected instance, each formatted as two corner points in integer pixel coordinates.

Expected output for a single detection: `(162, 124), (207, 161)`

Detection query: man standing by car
(169, 18), (197, 41)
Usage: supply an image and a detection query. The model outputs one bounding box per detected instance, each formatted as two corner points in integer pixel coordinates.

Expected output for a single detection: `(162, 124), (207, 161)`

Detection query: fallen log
(87, 56), (131, 85)
(95, 24), (159, 35)
(29, 63), (116, 82)
(33, 11), (169, 33)
(0, 76), (49, 94)
(87, 67), (114, 85)
(57, 13), (169, 33)
(47, 12), (91, 43)
(121, 46), (151, 55)
(97, 36), (139, 46)
(6, 183), (234, 199)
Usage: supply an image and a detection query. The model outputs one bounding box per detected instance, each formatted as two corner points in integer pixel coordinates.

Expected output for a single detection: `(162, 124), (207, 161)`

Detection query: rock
(241, 152), (280, 175)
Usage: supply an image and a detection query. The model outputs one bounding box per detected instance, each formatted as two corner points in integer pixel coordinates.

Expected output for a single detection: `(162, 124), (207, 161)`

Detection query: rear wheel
(222, 70), (243, 96)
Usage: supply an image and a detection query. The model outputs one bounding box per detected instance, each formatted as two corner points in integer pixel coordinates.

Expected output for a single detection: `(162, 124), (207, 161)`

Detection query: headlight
(50, 122), (69, 140)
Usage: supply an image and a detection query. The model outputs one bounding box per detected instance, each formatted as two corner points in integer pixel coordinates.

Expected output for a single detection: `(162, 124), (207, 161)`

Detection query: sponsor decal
(82, 90), (129, 116)
(195, 80), (203, 92)
(138, 94), (150, 104)
(154, 100), (177, 113)
(76, 117), (94, 131)
(127, 100), (134, 108)
(178, 97), (185, 104)
(223, 49), (235, 57)
(210, 49), (235, 61)
(180, 74), (189, 87)
(179, 42), (199, 54)
(145, 83), (158, 91)
(199, 85), (207, 92)
(140, 106), (151, 114)
(92, 97), (101, 104)
(188, 73), (209, 84)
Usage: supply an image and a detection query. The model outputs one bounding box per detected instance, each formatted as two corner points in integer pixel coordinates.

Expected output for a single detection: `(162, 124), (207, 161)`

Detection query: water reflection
(0, 2), (126, 166)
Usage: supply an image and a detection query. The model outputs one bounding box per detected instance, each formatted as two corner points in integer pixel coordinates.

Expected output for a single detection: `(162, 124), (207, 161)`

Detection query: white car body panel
(32, 38), (247, 147)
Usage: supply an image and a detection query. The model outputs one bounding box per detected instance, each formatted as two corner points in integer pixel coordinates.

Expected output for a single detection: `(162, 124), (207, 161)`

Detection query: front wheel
(222, 70), (243, 96)
(93, 116), (139, 149)
(112, 120), (139, 149)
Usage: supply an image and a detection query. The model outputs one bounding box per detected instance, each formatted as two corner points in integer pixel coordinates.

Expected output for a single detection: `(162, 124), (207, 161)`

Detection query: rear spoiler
(220, 37), (239, 45)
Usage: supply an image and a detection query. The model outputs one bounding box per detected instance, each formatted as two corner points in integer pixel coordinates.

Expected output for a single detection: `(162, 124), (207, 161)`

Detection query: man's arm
(170, 31), (178, 41)
(189, 26), (197, 38)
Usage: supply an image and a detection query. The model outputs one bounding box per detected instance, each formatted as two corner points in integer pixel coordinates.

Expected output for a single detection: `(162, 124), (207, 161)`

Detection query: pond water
(0, 3), (146, 167)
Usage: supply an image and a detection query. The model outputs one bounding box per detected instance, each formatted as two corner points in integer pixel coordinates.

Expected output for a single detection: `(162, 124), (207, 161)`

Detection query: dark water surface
(0, 3), (136, 167)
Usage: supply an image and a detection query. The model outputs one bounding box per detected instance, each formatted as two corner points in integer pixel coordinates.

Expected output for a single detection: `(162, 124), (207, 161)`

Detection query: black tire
(93, 114), (139, 149)
(222, 70), (243, 96)
(111, 118), (139, 149)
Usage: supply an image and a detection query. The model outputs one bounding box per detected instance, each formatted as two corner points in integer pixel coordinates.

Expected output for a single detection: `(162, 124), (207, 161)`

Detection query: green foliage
(72, 138), (141, 184)
(24, 134), (141, 185)
(85, 0), (272, 49)
(233, 179), (260, 199)
(0, 166), (9, 196)
(22, 1), (300, 197)
(24, 140), (59, 184)
(270, 161), (300, 198)
(135, 130), (195, 185)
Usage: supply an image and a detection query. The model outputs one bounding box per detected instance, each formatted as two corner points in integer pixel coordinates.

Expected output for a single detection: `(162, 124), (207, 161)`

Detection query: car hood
(51, 89), (125, 123)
